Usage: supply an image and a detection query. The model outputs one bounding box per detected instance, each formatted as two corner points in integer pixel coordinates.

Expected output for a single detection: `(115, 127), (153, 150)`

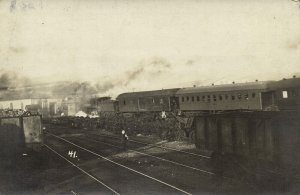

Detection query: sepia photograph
(1, 0), (300, 194)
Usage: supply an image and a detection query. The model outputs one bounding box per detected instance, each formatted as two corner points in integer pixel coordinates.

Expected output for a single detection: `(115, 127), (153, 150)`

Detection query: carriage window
(252, 93), (256, 98)
(197, 96), (200, 101)
(207, 95), (211, 102)
(231, 95), (235, 100)
(160, 99), (164, 104)
(187, 96), (189, 101)
(123, 100), (126, 105)
(192, 96), (194, 102)
(202, 96), (205, 101)
(182, 97), (184, 102)
(152, 98), (155, 104)
(225, 94), (228, 100)
(213, 95), (217, 101)
(237, 94), (242, 100)
(282, 91), (288, 98)
(219, 95), (223, 101)
(244, 94), (249, 100)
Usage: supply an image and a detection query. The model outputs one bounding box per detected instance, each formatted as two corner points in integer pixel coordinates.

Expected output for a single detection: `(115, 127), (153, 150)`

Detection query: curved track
(89, 133), (210, 159)
(46, 132), (193, 195)
(45, 144), (120, 195)
(82, 134), (214, 175)
(46, 130), (256, 194)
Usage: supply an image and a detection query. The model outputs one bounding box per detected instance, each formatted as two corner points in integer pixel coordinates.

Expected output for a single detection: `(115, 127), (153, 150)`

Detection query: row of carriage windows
(181, 93), (256, 103)
(282, 90), (299, 98)
(122, 90), (298, 105)
(123, 98), (164, 105)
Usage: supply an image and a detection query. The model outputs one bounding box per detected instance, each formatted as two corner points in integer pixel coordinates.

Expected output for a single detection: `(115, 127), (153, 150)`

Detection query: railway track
(46, 132), (193, 195)
(88, 132), (211, 159)
(46, 131), (256, 194)
(82, 134), (214, 175)
(45, 144), (120, 195)
(74, 134), (259, 188)
(80, 134), (214, 175)
(47, 126), (209, 159)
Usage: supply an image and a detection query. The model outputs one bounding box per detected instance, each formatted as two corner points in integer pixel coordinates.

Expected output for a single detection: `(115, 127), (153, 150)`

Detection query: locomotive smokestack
(232, 81), (235, 84)
(293, 75), (296, 78)
(255, 79), (258, 82)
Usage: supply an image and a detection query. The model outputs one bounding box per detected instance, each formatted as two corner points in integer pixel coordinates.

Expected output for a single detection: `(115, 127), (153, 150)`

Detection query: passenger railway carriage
(176, 81), (272, 112)
(116, 88), (180, 113)
(95, 77), (300, 114)
(176, 77), (300, 112)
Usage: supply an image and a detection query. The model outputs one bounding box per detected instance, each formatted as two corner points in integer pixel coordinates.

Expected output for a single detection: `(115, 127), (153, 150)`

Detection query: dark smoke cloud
(95, 81), (115, 93)
(0, 69), (31, 88)
(1, 56), (174, 99)
(51, 82), (97, 96)
(0, 69), (98, 99)
(90, 57), (173, 94)
(121, 57), (172, 87)
(124, 67), (145, 86)
(186, 60), (194, 66)
(149, 57), (171, 68)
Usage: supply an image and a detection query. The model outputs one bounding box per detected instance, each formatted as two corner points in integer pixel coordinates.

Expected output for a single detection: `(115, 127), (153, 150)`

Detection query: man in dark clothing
(121, 130), (128, 151)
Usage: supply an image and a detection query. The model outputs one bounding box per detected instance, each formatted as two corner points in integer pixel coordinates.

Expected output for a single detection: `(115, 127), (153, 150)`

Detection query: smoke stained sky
(0, 0), (300, 97)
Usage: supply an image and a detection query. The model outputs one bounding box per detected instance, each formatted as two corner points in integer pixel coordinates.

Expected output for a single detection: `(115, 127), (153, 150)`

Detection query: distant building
(61, 96), (81, 116)
(0, 98), (62, 117)
(0, 99), (32, 110)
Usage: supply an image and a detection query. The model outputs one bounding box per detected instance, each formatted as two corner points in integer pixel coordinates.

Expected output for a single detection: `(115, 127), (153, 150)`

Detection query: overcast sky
(1, 0), (300, 97)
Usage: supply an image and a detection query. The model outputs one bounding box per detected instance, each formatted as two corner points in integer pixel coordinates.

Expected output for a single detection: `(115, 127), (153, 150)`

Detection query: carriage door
(170, 96), (179, 112)
(261, 91), (275, 110)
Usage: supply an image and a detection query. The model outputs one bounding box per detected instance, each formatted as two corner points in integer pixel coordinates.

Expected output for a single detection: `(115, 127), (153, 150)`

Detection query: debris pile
(97, 113), (185, 141)
(51, 113), (186, 141)
(0, 109), (30, 118)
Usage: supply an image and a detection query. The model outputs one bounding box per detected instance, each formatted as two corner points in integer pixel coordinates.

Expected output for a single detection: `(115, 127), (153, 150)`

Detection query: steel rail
(44, 144), (120, 195)
(80, 135), (215, 176)
(48, 133), (192, 195)
(93, 133), (210, 159)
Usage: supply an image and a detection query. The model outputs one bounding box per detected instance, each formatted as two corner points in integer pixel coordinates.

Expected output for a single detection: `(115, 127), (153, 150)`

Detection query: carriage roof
(176, 81), (273, 95)
(117, 88), (180, 99)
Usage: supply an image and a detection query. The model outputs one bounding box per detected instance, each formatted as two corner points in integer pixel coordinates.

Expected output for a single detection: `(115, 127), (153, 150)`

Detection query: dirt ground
(1, 125), (299, 194)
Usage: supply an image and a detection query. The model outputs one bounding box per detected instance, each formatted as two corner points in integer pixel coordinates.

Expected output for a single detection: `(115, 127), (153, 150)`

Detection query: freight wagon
(194, 111), (300, 166)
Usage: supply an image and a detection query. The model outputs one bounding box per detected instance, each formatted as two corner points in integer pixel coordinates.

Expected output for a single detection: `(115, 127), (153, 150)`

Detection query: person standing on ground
(121, 130), (128, 151)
